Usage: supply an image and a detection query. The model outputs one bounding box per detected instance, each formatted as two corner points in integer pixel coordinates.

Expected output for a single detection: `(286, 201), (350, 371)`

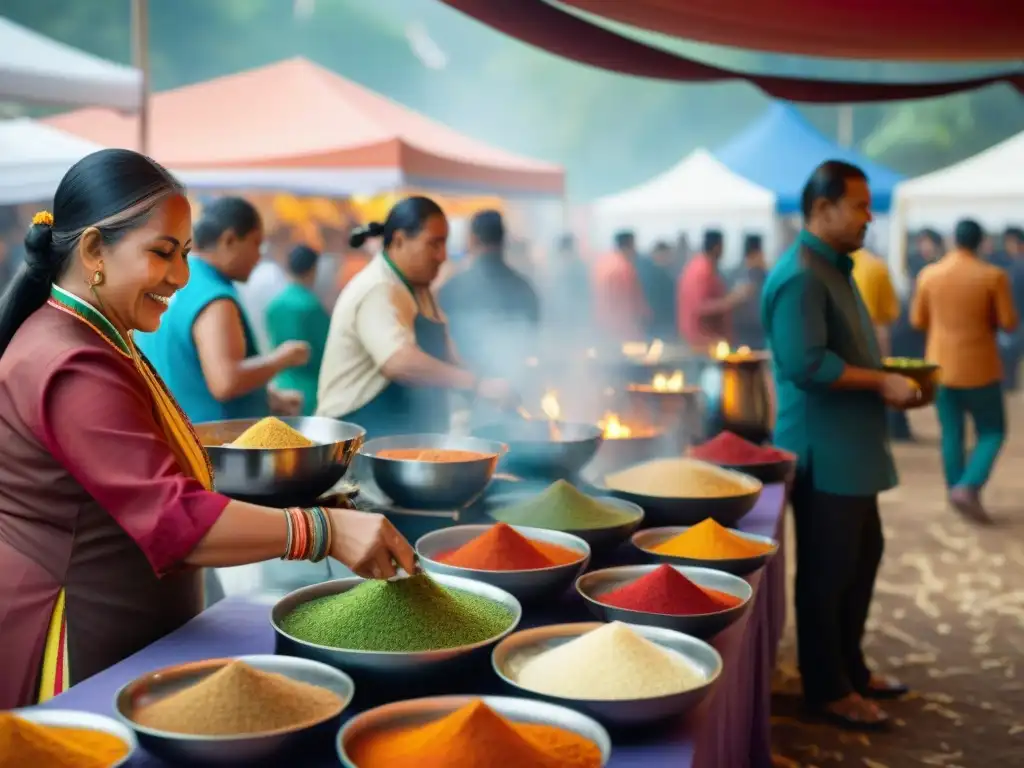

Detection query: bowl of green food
(271, 573), (521, 689)
(883, 357), (940, 408)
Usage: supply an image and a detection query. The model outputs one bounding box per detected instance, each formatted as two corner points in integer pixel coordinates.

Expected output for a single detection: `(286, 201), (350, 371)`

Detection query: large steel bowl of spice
(415, 523), (591, 603)
(114, 655), (354, 766)
(358, 434), (507, 510)
(272, 572), (522, 685)
(196, 416), (365, 505)
(688, 431), (795, 485)
(599, 457), (762, 527)
(482, 480), (645, 555)
(631, 520), (779, 576)
(337, 695), (611, 768)
(576, 564), (752, 639)
(492, 621), (722, 728)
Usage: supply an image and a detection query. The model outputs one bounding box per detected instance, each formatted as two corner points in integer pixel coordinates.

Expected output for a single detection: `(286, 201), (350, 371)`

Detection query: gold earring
(89, 270), (104, 287)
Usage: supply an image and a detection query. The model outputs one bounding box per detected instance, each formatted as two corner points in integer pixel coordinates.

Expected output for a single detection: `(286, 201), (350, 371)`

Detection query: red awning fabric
(440, 0), (1024, 103)
(559, 0), (1022, 62)
(46, 58), (564, 196)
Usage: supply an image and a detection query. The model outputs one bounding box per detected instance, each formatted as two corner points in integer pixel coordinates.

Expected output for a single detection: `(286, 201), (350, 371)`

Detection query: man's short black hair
(1004, 226), (1024, 242)
(800, 160), (868, 219)
(614, 230), (635, 250)
(954, 219), (984, 251)
(703, 229), (723, 253)
(470, 210), (505, 249)
(287, 244), (319, 277)
(743, 234), (763, 256)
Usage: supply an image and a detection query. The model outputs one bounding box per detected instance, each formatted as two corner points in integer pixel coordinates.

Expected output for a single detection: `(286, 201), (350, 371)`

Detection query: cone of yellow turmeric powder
(230, 417), (315, 449)
(632, 518), (777, 575)
(0, 712), (132, 768)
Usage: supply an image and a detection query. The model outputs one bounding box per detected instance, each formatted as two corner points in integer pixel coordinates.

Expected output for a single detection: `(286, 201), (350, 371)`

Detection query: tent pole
(131, 0), (151, 154)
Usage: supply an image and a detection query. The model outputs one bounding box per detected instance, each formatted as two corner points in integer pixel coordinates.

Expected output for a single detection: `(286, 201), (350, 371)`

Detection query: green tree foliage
(4, 0), (1021, 197)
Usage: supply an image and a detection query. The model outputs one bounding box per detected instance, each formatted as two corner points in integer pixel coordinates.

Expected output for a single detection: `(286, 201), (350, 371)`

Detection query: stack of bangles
(282, 506), (333, 562)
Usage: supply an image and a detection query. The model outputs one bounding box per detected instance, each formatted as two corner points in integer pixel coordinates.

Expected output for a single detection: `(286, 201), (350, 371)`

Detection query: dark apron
(344, 255), (453, 437)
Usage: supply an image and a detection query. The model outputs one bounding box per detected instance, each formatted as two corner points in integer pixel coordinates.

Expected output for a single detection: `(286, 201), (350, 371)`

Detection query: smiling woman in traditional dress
(0, 149), (416, 709)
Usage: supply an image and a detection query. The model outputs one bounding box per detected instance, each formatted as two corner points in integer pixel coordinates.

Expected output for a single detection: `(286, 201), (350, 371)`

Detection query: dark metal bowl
(359, 434), (506, 510)
(717, 456), (795, 484)
(472, 421), (603, 479)
(631, 526), (779, 576)
(576, 565), (752, 639)
(883, 358), (940, 409)
(196, 417), (365, 505)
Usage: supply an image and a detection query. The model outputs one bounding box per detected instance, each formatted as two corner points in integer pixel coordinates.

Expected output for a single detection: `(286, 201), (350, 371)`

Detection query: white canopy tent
(0, 17), (142, 111)
(0, 119), (104, 205)
(889, 130), (1024, 289)
(591, 149), (777, 267)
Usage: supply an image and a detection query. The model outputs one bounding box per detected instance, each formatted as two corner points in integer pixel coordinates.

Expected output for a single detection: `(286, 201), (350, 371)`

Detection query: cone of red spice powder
(597, 564), (741, 615)
(690, 431), (791, 465)
(436, 523), (583, 571)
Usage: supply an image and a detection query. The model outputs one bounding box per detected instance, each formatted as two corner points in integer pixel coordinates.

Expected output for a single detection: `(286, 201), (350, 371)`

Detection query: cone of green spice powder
(278, 574), (515, 652)
(490, 480), (636, 531)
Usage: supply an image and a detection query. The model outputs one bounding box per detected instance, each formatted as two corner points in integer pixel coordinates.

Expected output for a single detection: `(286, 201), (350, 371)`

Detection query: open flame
(540, 389), (561, 421)
(621, 339), (665, 364)
(599, 412), (633, 439)
(540, 389), (564, 441)
(652, 370), (685, 392)
(711, 341), (753, 361)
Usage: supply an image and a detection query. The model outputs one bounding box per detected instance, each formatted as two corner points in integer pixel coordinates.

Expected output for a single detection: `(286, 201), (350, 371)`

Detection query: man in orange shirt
(592, 231), (649, 342)
(912, 219), (1019, 523)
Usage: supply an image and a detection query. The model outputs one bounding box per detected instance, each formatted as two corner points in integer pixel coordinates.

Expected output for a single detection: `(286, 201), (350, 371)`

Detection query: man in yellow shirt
(912, 219), (1018, 523)
(851, 248), (911, 442)
(851, 248), (900, 354)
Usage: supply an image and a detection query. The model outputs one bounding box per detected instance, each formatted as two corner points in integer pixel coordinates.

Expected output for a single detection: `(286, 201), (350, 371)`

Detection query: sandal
(810, 695), (891, 732)
(863, 673), (910, 700)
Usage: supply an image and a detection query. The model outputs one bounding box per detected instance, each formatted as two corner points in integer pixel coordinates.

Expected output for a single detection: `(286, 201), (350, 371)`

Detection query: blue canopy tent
(715, 103), (905, 213)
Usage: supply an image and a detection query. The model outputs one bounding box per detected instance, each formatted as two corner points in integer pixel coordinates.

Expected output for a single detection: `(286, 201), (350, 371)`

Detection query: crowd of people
(0, 148), (1020, 735)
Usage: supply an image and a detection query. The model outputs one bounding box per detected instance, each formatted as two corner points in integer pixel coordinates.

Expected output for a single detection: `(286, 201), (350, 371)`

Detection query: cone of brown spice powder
(132, 661), (344, 736)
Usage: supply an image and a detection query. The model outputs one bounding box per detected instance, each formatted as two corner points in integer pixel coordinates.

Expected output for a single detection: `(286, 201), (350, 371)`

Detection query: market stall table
(42, 484), (787, 768)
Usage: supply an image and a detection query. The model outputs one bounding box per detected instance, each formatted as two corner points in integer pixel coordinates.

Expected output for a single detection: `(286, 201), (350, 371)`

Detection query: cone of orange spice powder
(436, 523), (583, 571)
(346, 699), (602, 768)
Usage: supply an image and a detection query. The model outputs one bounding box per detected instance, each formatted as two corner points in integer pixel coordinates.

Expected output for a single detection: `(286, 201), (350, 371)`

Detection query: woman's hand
(327, 508), (417, 579)
(269, 388), (304, 416)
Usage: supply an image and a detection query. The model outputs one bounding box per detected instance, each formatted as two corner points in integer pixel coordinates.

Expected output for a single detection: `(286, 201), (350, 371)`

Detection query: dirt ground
(770, 401), (1024, 768)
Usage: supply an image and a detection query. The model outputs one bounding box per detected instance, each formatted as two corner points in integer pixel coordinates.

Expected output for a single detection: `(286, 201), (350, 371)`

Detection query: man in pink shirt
(677, 230), (750, 348)
(593, 230), (650, 342)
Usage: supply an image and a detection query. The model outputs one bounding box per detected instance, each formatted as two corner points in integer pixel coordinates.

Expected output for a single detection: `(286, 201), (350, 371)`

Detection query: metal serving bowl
(271, 573), (522, 683)
(631, 526), (779, 576)
(576, 564), (753, 639)
(600, 463), (762, 528)
(12, 708), (137, 767)
(472, 420), (603, 479)
(491, 622), (722, 728)
(196, 417), (365, 505)
(338, 694), (611, 766)
(359, 434), (506, 510)
(883, 358), (940, 409)
(717, 456), (795, 484)
(483, 492), (645, 555)
(415, 524), (591, 603)
(113, 655), (354, 766)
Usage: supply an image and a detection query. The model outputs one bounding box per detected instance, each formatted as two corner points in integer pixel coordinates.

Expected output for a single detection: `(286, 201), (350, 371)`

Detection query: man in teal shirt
(266, 245), (332, 416)
(762, 161), (919, 730)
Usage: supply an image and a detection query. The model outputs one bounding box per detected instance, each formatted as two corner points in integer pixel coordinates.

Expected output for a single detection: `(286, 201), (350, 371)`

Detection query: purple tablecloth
(44, 484), (787, 768)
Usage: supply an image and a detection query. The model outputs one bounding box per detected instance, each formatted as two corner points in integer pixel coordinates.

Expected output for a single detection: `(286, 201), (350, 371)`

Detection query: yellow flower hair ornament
(32, 210), (54, 227)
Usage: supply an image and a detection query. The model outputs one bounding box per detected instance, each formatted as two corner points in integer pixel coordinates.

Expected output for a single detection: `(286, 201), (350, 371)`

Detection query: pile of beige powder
(514, 622), (706, 700)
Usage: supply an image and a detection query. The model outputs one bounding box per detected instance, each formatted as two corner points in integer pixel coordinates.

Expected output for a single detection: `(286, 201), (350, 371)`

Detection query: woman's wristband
(281, 507), (333, 562)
